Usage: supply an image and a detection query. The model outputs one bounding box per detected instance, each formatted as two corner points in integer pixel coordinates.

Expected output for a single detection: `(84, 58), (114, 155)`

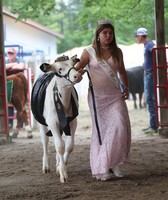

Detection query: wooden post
(155, 0), (168, 137)
(0, 0), (10, 137)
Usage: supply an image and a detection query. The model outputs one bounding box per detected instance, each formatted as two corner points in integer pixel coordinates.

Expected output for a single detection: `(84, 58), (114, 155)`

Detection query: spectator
(5, 47), (25, 128)
(135, 28), (158, 134)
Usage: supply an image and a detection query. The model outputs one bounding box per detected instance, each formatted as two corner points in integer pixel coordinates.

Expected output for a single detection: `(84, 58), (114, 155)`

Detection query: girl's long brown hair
(92, 23), (120, 64)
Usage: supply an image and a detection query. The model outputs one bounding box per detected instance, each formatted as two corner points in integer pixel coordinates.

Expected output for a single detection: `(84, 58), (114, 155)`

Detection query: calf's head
(40, 55), (82, 84)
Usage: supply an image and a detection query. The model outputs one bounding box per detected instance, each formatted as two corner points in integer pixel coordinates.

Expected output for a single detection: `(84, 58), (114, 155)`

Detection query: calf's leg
(139, 92), (143, 109)
(48, 123), (68, 183)
(64, 119), (77, 164)
(132, 93), (137, 109)
(40, 125), (50, 173)
(54, 133), (68, 183)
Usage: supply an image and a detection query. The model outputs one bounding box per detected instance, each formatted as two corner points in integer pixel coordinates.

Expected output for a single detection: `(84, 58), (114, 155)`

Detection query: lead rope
(53, 84), (71, 136)
(86, 70), (102, 145)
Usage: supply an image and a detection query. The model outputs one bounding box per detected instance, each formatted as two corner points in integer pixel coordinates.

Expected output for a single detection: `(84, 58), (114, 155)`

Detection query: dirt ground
(0, 99), (168, 200)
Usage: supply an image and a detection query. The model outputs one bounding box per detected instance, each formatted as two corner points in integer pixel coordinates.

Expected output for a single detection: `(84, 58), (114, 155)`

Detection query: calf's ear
(55, 55), (69, 62)
(71, 55), (80, 64)
(40, 63), (51, 72)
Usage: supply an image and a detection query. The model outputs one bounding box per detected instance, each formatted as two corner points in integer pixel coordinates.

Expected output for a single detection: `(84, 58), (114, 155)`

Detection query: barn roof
(3, 7), (64, 39)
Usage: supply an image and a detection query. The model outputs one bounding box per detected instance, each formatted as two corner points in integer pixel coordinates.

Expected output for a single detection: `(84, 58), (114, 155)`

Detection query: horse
(7, 72), (33, 138)
(31, 55), (82, 183)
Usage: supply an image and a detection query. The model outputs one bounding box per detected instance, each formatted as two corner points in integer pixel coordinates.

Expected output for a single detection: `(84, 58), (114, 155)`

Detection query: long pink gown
(86, 47), (131, 179)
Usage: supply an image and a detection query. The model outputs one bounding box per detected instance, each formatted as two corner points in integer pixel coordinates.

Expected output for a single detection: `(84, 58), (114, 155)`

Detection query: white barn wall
(4, 16), (57, 57)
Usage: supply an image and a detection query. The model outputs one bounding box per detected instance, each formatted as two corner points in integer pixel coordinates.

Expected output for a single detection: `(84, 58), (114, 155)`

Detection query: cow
(126, 66), (144, 109)
(31, 55), (82, 183)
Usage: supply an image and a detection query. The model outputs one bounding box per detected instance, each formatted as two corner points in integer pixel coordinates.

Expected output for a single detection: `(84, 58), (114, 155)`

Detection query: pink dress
(86, 47), (131, 179)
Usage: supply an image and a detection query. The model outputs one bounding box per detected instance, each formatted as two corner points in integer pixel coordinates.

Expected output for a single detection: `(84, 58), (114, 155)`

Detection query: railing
(153, 46), (168, 127)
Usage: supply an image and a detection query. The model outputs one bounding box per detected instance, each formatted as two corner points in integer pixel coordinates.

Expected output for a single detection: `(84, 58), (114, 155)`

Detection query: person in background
(76, 20), (131, 181)
(135, 28), (158, 134)
(5, 47), (25, 128)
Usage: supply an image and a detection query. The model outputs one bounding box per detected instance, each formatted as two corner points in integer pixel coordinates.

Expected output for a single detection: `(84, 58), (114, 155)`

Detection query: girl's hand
(122, 87), (129, 100)
(76, 72), (83, 83)
(77, 68), (86, 75)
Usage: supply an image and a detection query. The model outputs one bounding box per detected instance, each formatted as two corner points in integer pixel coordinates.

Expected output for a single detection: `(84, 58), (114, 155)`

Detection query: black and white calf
(31, 55), (82, 183)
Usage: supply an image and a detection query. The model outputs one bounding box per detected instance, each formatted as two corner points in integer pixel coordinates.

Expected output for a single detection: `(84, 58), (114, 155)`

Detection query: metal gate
(153, 46), (168, 127)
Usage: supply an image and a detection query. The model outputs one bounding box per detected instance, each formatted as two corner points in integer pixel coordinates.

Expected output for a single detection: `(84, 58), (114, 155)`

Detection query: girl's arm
(75, 49), (90, 74)
(118, 49), (129, 100)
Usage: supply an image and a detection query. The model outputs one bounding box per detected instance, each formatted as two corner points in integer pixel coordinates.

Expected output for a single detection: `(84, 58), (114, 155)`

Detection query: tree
(3, 0), (56, 20)
(3, 0), (168, 53)
(78, 0), (155, 42)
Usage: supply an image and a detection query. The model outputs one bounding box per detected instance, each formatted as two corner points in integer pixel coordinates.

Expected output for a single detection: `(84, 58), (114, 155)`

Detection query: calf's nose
(74, 73), (82, 83)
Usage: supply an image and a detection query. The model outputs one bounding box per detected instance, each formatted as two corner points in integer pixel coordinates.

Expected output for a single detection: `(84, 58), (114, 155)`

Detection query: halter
(51, 58), (79, 136)
(54, 66), (77, 84)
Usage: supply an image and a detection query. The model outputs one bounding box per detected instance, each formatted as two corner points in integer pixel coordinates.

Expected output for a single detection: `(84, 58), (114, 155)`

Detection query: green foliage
(78, 0), (156, 44)
(3, 0), (168, 53)
(57, 29), (93, 54)
(3, 0), (56, 20)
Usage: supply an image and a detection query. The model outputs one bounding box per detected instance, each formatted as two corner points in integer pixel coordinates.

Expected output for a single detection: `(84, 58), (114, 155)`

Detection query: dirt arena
(0, 100), (168, 200)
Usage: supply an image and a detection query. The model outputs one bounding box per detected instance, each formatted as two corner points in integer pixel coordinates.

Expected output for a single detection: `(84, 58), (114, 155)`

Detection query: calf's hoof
(27, 132), (33, 139)
(43, 167), (50, 173)
(12, 130), (19, 138)
(60, 177), (68, 183)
